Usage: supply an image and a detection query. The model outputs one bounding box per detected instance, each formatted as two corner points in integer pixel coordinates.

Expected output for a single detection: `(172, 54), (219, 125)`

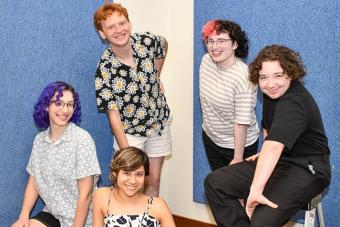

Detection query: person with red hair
(93, 3), (171, 197)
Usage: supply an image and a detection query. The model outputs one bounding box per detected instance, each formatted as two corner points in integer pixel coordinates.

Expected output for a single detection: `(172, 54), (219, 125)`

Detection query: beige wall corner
(116, 0), (215, 224)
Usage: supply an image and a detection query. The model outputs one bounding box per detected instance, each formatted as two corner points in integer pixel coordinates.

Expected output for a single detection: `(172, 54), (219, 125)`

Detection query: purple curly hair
(33, 81), (81, 129)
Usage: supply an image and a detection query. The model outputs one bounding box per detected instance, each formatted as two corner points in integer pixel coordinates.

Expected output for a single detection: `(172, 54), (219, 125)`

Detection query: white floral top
(27, 123), (101, 227)
(95, 32), (170, 137)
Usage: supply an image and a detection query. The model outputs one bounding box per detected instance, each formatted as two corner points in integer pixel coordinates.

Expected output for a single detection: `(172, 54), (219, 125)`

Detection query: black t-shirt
(262, 80), (330, 157)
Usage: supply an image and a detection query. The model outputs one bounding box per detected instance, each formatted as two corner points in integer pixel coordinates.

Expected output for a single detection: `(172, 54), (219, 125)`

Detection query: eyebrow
(259, 71), (284, 76)
(208, 37), (231, 40)
(59, 100), (75, 103)
(104, 19), (127, 27)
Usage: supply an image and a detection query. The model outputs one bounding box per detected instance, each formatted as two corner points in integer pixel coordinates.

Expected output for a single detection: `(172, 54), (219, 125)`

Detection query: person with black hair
(200, 20), (259, 170)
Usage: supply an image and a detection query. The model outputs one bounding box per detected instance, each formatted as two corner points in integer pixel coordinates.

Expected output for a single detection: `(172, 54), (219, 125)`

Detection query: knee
(146, 174), (161, 188)
(204, 171), (215, 191)
(250, 207), (286, 227)
(148, 179), (160, 188)
(204, 170), (227, 197)
(250, 219), (281, 227)
(144, 175), (161, 197)
(204, 168), (234, 191)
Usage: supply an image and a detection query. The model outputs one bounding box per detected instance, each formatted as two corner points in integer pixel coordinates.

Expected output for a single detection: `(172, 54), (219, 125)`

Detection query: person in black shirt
(205, 45), (331, 227)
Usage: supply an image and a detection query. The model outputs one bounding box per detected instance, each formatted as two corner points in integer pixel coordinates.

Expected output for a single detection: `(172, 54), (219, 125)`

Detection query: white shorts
(113, 117), (172, 158)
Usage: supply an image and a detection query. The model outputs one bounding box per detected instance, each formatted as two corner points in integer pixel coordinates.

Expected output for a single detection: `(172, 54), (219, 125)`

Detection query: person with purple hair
(12, 81), (101, 227)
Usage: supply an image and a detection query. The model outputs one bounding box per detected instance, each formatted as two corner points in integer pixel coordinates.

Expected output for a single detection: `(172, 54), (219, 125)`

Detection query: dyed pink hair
(202, 20), (218, 41)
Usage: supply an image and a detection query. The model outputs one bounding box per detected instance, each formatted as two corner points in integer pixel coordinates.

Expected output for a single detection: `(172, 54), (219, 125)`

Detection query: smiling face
(206, 32), (238, 69)
(259, 61), (292, 99)
(47, 90), (75, 129)
(98, 12), (131, 48)
(116, 165), (145, 197)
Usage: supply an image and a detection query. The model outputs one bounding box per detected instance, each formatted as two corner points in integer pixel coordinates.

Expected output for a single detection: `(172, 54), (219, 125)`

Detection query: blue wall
(0, 1), (114, 226)
(193, 0), (340, 225)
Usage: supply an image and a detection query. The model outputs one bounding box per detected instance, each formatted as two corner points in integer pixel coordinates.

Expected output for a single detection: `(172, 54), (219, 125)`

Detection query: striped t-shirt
(199, 53), (259, 148)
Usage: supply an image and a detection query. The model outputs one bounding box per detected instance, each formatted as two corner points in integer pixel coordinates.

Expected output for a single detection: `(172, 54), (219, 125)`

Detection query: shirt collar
(43, 123), (74, 144)
(107, 36), (136, 58)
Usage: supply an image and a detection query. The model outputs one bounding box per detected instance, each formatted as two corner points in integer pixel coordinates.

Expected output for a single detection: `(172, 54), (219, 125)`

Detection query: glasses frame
(49, 100), (77, 110)
(205, 38), (232, 47)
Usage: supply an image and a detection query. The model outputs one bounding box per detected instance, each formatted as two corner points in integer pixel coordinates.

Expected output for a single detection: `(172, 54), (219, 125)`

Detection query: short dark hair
(109, 146), (150, 186)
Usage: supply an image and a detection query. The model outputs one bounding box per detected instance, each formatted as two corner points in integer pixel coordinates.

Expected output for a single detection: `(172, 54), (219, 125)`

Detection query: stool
(303, 193), (325, 227)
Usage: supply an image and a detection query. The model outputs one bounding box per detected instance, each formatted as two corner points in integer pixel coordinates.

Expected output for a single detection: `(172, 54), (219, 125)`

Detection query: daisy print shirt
(95, 32), (170, 137)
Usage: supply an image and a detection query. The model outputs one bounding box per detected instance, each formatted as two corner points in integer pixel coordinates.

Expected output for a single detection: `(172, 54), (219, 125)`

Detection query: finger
(238, 199), (245, 207)
(246, 207), (251, 218)
(245, 201), (258, 219)
(245, 154), (257, 161)
(263, 198), (278, 208)
(246, 206), (255, 219)
(246, 199), (258, 208)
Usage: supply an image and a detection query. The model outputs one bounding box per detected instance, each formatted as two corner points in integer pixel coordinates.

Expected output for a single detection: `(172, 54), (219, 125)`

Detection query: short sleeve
(145, 32), (166, 59)
(95, 51), (121, 113)
(265, 97), (308, 151)
(234, 74), (257, 125)
(261, 119), (266, 130)
(26, 136), (39, 176)
(199, 54), (210, 73)
(75, 132), (101, 180)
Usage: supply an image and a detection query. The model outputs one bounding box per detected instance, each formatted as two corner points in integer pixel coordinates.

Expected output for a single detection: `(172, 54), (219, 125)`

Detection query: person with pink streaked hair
(199, 20), (259, 171)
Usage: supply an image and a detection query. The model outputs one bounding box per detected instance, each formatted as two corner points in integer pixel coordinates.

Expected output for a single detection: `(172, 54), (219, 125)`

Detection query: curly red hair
(93, 2), (129, 32)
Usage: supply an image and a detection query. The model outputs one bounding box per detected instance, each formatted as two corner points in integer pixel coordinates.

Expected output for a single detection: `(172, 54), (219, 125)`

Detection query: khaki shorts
(114, 117), (172, 157)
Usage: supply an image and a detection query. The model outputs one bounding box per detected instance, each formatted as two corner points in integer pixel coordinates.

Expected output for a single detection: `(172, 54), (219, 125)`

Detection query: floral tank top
(104, 192), (161, 227)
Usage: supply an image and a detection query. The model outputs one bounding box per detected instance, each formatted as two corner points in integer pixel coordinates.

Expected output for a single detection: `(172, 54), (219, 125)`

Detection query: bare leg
(144, 156), (165, 196)
(29, 219), (48, 227)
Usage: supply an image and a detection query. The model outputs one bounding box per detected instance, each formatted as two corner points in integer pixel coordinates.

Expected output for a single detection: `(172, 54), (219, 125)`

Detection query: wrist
(19, 213), (29, 219)
(250, 184), (264, 194)
(119, 143), (129, 149)
(233, 156), (243, 161)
